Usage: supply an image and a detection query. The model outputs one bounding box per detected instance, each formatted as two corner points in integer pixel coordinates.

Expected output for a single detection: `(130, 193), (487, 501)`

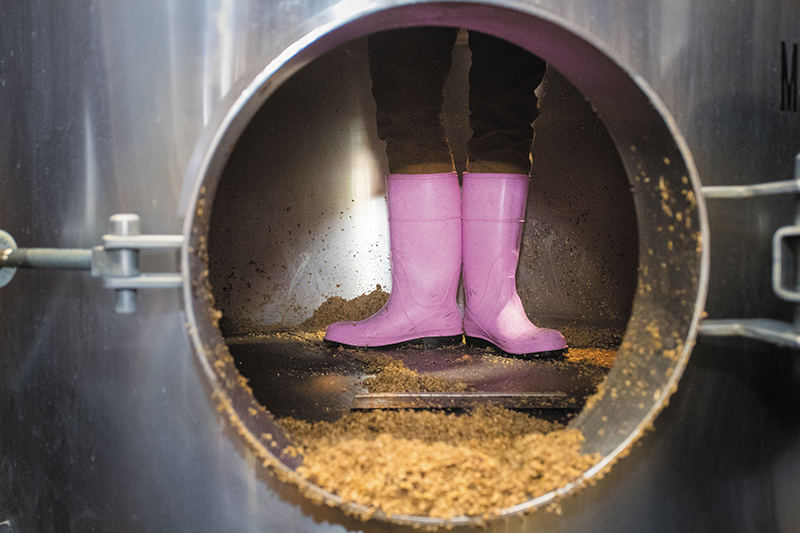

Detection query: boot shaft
(461, 172), (529, 222)
(386, 172), (462, 222)
(385, 172), (462, 310)
(461, 172), (529, 309)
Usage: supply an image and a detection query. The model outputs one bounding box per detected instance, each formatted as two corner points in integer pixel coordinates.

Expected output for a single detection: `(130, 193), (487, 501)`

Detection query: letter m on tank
(782, 41), (798, 112)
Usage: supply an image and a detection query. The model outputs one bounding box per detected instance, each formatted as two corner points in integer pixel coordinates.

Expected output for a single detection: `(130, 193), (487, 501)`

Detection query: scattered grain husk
(218, 285), (389, 337)
(361, 354), (472, 393)
(226, 290), (610, 519)
(280, 405), (599, 519)
(565, 347), (617, 369)
(299, 285), (389, 331)
(559, 326), (623, 349)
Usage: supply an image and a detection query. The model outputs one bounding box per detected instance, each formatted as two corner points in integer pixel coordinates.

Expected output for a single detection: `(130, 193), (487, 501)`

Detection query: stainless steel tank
(1, 0), (799, 532)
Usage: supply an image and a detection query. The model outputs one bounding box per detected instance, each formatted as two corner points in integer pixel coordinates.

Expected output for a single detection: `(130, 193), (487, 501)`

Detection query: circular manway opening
(183, 5), (708, 528)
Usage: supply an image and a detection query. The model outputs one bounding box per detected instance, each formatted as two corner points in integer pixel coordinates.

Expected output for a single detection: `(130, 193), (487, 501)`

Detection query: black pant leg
(368, 27), (460, 173)
(467, 31), (547, 174)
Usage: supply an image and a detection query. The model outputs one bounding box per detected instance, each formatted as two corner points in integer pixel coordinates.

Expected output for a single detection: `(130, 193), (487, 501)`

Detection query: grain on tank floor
(280, 405), (600, 519)
(221, 291), (617, 519)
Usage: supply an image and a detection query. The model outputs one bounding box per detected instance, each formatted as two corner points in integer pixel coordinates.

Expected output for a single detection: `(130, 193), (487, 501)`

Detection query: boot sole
(325, 334), (464, 351)
(465, 336), (568, 360)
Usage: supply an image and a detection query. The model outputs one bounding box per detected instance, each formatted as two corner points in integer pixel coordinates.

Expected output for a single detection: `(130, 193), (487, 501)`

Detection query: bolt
(110, 214), (140, 314)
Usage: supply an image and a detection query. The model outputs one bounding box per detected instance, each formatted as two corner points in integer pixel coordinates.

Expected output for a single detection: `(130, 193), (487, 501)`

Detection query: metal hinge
(699, 153), (800, 349)
(0, 214), (183, 313)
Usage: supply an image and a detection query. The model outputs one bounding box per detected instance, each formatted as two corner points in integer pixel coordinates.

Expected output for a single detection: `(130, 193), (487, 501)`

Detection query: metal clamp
(773, 225), (800, 302)
(0, 214), (183, 314)
(699, 153), (800, 349)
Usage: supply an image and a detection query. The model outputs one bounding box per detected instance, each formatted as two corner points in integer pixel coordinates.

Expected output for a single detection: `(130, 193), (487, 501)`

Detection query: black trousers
(368, 27), (547, 174)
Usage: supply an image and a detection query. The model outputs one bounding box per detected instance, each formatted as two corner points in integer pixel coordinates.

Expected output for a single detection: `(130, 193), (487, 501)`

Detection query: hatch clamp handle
(700, 153), (800, 349)
(0, 214), (183, 314)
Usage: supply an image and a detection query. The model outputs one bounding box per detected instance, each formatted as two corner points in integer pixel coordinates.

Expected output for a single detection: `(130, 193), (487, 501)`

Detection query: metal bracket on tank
(700, 153), (800, 349)
(0, 214), (183, 314)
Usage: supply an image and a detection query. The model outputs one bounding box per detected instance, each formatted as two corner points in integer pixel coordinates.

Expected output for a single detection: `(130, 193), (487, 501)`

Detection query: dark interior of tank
(203, 31), (638, 425)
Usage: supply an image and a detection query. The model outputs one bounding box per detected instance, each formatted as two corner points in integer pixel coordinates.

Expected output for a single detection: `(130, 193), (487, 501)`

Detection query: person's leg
(462, 33), (566, 357)
(368, 27), (459, 174)
(466, 31), (547, 174)
(324, 28), (463, 348)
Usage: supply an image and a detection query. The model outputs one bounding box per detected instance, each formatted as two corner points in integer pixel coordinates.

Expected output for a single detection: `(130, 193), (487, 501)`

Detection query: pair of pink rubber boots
(323, 172), (567, 358)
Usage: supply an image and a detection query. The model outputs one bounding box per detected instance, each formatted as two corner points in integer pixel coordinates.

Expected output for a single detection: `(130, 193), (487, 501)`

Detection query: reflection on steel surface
(2, 0), (799, 531)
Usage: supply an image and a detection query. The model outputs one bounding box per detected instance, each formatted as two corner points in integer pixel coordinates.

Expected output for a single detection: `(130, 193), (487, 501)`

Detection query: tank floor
(226, 334), (610, 423)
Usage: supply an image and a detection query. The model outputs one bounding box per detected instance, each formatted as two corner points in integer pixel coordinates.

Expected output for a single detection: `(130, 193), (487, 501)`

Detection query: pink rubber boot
(461, 172), (567, 357)
(324, 173), (463, 348)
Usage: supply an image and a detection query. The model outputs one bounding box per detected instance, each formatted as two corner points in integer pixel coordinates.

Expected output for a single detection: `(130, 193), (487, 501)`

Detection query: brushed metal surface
(0, 0), (798, 531)
(184, 3), (708, 525)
